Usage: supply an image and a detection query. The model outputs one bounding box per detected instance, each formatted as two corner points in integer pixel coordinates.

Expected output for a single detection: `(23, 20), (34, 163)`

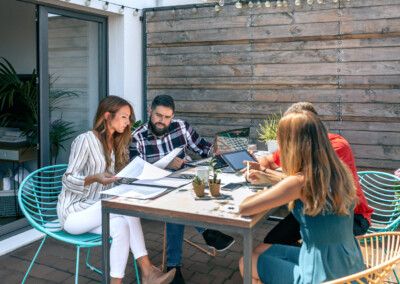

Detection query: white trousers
(63, 202), (147, 278)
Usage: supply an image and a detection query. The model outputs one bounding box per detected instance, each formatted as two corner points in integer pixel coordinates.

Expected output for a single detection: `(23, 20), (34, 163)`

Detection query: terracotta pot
(208, 180), (221, 197)
(193, 183), (205, 197)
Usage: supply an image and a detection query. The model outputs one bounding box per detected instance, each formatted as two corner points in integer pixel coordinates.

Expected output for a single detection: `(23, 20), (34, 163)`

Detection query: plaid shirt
(129, 119), (213, 164)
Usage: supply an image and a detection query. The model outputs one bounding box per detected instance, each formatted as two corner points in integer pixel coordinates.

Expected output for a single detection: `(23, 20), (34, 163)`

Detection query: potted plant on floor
(257, 110), (282, 153)
(192, 175), (205, 197)
(208, 158), (222, 197)
(0, 57), (78, 164)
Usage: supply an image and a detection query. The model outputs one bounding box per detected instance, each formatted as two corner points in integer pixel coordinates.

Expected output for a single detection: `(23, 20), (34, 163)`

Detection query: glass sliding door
(38, 6), (107, 167)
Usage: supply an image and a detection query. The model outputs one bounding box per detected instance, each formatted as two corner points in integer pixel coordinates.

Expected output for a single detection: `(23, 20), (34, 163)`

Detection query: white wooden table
(102, 171), (272, 284)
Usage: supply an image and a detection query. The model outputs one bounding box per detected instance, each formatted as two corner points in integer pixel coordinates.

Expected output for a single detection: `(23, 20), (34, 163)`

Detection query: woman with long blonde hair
(57, 96), (175, 284)
(239, 111), (364, 284)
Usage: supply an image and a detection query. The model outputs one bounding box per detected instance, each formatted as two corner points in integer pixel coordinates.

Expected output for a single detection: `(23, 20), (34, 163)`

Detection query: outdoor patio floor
(1, 216), (399, 284)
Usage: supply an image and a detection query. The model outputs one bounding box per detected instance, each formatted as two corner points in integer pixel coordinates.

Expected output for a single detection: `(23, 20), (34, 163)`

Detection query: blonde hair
(278, 111), (356, 216)
(93, 96), (135, 173)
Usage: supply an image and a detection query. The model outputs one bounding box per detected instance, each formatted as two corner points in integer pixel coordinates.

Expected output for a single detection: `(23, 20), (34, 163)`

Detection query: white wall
(0, 0), (36, 74)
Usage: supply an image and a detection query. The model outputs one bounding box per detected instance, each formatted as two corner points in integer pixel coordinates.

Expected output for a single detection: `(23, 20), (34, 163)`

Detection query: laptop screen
(214, 127), (250, 155)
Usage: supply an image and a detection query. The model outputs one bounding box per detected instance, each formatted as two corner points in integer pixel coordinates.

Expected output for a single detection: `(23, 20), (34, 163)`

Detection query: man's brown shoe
(142, 266), (176, 284)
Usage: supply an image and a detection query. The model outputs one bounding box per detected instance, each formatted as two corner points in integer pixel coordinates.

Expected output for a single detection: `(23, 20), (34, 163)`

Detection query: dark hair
(151, 95), (175, 113)
(93, 95), (135, 172)
(284, 102), (318, 116)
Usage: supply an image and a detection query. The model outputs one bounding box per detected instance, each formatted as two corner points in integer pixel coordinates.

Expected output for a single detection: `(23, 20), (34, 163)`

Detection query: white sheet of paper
(133, 177), (190, 188)
(219, 172), (246, 184)
(153, 147), (184, 169)
(116, 157), (170, 180)
(101, 184), (168, 199)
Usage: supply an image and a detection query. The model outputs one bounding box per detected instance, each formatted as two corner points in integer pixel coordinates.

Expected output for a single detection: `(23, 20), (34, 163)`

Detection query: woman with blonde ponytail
(238, 111), (364, 284)
(57, 96), (175, 284)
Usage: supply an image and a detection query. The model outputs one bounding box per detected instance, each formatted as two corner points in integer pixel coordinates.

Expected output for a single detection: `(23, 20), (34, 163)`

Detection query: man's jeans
(166, 223), (205, 267)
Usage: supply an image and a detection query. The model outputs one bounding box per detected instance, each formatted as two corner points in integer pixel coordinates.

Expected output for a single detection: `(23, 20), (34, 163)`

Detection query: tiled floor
(0, 217), (275, 284)
(1, 217), (399, 284)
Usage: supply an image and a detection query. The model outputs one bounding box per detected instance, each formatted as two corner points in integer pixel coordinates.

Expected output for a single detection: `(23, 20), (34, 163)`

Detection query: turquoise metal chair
(18, 165), (140, 283)
(358, 171), (400, 283)
(358, 171), (400, 233)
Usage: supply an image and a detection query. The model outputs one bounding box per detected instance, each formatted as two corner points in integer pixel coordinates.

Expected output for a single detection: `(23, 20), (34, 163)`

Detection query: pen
(246, 161), (250, 177)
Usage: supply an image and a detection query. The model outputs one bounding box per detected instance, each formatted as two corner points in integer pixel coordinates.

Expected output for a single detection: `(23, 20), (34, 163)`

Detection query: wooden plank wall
(145, 0), (400, 170)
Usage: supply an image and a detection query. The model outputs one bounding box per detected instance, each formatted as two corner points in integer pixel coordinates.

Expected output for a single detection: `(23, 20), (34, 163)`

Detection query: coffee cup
(195, 166), (209, 183)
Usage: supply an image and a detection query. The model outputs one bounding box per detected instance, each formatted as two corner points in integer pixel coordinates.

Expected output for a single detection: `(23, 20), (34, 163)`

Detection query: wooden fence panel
(145, 0), (400, 170)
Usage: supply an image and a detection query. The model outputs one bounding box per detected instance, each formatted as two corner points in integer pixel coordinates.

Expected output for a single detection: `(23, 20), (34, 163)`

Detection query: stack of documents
(102, 155), (190, 200)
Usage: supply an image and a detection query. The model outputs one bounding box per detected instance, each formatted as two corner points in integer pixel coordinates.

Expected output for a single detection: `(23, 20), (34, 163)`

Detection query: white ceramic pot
(267, 140), (278, 153)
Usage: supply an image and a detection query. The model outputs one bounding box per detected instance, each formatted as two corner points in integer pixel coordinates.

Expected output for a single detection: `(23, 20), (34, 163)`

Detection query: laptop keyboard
(217, 137), (248, 152)
(186, 157), (226, 169)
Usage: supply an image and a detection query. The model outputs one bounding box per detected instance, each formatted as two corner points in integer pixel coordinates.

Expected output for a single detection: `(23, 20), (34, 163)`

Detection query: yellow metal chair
(323, 232), (400, 284)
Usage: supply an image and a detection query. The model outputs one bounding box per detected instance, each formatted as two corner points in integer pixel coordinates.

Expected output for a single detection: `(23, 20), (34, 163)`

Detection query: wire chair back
(323, 232), (400, 284)
(358, 171), (400, 233)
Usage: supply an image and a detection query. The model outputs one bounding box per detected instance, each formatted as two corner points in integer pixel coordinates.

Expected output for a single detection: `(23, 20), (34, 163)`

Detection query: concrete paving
(1, 217), (399, 284)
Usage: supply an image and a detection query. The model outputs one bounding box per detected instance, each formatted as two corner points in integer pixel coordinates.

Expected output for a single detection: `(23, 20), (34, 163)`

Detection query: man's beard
(149, 120), (169, 137)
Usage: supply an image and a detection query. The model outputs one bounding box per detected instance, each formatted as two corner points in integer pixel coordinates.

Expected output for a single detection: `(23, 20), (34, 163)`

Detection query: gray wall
(0, 0), (36, 74)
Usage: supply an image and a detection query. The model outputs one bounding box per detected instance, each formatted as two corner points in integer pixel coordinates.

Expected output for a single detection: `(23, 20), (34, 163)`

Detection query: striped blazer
(57, 131), (115, 227)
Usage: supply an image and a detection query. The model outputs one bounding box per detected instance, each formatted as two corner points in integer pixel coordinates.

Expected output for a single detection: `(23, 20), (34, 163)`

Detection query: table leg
(102, 206), (110, 284)
(243, 230), (253, 284)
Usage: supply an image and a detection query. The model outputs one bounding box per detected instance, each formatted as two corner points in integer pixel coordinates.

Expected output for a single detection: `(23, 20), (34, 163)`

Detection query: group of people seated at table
(56, 94), (372, 284)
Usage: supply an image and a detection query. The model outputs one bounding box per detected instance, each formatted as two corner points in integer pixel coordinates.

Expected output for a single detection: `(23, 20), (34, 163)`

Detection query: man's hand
(85, 173), (120, 186)
(166, 157), (188, 171)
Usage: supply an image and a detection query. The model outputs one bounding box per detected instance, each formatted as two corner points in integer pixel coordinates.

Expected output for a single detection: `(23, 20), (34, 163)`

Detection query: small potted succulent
(192, 175), (205, 197)
(208, 158), (222, 197)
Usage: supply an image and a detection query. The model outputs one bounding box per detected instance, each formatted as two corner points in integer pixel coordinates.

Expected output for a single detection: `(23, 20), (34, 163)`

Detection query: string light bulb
(295, 0), (301, 5)
(277, 0), (282, 7)
(317, 0), (323, 3)
(307, 0), (314, 4)
(219, 0), (224, 7)
(283, 0), (288, 7)
(84, 0), (90, 6)
(192, 6), (197, 14)
(235, 1), (243, 9)
(133, 8), (139, 16)
(257, 1), (262, 8)
(333, 0), (338, 2)
(248, 1), (254, 8)
(215, 4), (221, 11)
(119, 5), (124, 14)
(265, 1), (271, 8)
(102, 2), (108, 10)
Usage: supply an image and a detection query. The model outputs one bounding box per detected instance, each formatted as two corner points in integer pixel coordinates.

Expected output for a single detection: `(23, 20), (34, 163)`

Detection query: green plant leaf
(256, 110), (282, 144)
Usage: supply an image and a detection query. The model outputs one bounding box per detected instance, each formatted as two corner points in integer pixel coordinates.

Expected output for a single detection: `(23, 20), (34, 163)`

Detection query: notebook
(185, 127), (250, 169)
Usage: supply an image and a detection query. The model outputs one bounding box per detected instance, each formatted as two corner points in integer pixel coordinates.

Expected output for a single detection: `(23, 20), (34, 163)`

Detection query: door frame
(37, 5), (108, 167)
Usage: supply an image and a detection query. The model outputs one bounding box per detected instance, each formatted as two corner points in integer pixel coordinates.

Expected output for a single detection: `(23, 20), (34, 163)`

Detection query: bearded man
(129, 95), (234, 284)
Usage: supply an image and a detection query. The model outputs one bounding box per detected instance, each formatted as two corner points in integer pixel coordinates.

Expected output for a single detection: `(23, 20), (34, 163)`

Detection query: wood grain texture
(145, 2), (400, 170)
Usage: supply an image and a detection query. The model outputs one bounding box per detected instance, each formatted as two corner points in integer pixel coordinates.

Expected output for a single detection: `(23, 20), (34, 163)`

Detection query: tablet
(220, 150), (257, 171)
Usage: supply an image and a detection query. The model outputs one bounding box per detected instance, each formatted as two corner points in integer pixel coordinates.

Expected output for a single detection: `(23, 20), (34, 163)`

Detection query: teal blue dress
(257, 199), (365, 284)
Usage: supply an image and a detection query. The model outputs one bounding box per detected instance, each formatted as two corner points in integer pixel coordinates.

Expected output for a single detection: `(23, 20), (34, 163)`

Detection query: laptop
(185, 127), (250, 169)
